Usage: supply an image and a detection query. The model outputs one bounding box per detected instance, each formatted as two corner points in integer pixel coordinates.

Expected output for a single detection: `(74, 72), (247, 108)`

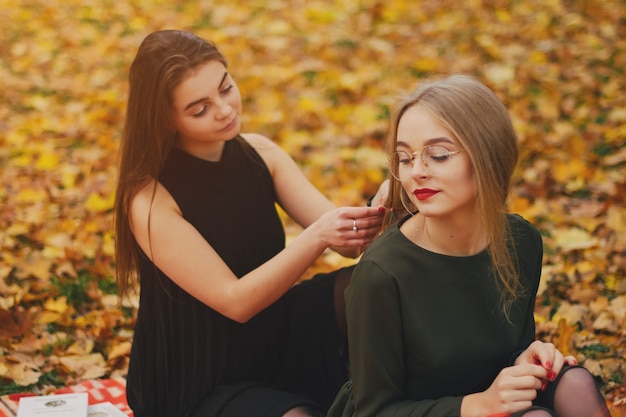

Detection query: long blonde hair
(383, 74), (521, 315)
(113, 30), (227, 298)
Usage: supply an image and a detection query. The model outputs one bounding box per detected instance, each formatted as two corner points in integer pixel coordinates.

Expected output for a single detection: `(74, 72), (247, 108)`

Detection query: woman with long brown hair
(114, 29), (384, 417)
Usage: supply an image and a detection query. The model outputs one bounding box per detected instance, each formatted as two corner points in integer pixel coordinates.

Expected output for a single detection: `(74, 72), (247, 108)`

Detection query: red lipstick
(413, 188), (438, 201)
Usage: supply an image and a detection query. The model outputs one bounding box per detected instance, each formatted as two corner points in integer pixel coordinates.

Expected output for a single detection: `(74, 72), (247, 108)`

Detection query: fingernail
(548, 371), (556, 381)
(540, 380), (548, 391)
(546, 361), (552, 369)
(378, 206), (386, 213)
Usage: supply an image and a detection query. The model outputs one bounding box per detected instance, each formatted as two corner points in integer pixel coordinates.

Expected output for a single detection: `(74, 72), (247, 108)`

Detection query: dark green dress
(328, 214), (542, 417)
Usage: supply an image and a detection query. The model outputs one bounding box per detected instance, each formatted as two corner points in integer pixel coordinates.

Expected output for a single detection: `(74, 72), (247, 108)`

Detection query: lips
(413, 189), (438, 201)
(220, 115), (238, 132)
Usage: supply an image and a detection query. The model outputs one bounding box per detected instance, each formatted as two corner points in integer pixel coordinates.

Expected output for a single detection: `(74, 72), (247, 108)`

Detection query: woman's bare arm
(130, 178), (381, 323)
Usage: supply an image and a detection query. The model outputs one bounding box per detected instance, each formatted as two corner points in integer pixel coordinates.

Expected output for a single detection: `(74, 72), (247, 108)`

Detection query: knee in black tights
(518, 407), (555, 417)
(282, 405), (325, 417)
(548, 366), (611, 417)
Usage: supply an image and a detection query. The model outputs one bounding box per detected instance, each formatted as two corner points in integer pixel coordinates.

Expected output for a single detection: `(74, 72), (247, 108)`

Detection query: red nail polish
(378, 206), (386, 213)
(548, 371), (556, 381)
(540, 380), (548, 391)
(546, 361), (552, 369)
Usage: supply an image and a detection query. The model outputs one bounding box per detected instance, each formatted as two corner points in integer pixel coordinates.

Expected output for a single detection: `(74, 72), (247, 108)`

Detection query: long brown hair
(113, 30), (227, 298)
(383, 74), (521, 315)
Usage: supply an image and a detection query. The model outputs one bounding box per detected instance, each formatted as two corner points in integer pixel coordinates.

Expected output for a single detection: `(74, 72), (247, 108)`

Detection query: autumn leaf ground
(1, 0), (624, 414)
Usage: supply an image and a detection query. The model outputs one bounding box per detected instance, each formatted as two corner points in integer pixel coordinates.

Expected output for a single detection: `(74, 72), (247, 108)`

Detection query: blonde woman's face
(395, 105), (477, 219)
(170, 60), (242, 159)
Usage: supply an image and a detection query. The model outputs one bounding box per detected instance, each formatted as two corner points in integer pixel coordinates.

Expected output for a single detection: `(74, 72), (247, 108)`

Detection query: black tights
(282, 405), (325, 417)
(516, 366), (611, 417)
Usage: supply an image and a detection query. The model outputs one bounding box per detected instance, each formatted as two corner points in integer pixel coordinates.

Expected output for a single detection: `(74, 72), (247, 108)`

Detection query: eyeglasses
(388, 145), (465, 180)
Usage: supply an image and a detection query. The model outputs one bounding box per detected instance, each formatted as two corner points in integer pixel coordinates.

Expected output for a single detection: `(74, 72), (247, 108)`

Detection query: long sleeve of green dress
(328, 214), (543, 417)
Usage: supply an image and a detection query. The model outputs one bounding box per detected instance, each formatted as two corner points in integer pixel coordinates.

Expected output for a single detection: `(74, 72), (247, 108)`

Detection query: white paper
(87, 401), (128, 417)
(17, 392), (88, 417)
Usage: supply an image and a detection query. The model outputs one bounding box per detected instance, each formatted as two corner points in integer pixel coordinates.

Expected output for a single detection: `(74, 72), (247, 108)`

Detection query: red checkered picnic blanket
(0, 378), (132, 417)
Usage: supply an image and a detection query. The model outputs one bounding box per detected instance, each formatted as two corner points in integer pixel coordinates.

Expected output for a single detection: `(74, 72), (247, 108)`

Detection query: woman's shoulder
(507, 213), (543, 253)
(130, 179), (181, 221)
(349, 227), (413, 299)
(239, 132), (290, 171)
(365, 223), (404, 252)
(507, 213), (541, 237)
(239, 132), (280, 152)
(357, 225), (411, 272)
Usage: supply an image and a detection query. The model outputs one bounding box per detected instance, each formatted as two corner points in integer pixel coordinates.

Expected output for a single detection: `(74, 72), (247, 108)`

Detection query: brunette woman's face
(171, 60), (242, 155)
(395, 105), (477, 219)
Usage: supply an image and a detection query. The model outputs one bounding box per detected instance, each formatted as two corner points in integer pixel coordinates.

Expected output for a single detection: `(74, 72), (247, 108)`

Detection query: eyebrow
(396, 137), (455, 148)
(183, 71), (229, 111)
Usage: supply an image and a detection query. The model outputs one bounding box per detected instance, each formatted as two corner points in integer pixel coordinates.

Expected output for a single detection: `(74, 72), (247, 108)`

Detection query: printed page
(87, 401), (128, 417)
(17, 392), (88, 417)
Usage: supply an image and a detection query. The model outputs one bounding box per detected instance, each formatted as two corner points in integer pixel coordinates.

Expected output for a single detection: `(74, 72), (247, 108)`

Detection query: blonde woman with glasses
(328, 75), (611, 417)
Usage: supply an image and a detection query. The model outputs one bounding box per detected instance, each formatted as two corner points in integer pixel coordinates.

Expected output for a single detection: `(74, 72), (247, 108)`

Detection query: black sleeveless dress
(126, 136), (347, 417)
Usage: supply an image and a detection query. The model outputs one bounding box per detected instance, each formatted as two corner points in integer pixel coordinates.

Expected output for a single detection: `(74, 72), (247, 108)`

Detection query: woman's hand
(313, 206), (385, 257)
(514, 341), (578, 381)
(462, 340), (579, 417)
(461, 363), (547, 417)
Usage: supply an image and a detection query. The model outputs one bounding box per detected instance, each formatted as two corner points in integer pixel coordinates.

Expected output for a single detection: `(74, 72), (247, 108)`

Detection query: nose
(410, 156), (429, 178)
(214, 99), (232, 120)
